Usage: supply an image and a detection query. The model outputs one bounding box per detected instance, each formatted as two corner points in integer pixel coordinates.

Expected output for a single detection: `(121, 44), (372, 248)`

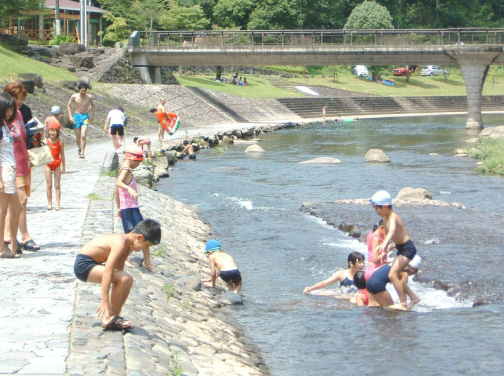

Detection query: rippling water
(159, 115), (504, 376)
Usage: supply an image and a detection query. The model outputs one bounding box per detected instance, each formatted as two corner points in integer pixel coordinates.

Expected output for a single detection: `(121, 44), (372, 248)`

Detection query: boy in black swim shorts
(202, 239), (242, 293)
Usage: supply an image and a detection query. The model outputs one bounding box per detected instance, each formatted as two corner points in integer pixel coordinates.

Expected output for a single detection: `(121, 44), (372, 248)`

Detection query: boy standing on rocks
(73, 219), (161, 330)
(67, 83), (94, 159)
(370, 190), (418, 311)
(203, 239), (242, 293)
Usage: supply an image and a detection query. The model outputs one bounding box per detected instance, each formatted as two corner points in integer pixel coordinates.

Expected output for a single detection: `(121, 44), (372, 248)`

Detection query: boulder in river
(365, 148), (390, 163)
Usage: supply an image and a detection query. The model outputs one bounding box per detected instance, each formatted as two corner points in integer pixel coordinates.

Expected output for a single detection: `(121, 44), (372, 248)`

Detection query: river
(159, 115), (504, 376)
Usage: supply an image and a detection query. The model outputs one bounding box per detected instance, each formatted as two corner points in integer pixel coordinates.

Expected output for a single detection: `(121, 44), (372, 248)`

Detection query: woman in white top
(103, 106), (126, 151)
(0, 93), (22, 258)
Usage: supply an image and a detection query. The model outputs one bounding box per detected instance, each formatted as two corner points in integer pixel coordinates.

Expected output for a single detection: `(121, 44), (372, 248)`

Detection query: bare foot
(407, 297), (421, 311)
(55, 206), (60, 211)
(388, 303), (408, 312)
(125, 259), (135, 268)
(142, 259), (156, 273)
(47, 205), (52, 210)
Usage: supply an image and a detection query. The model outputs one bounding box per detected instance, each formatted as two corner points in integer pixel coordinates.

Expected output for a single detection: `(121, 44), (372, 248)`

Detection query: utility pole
(55, 0), (61, 36)
(80, 0), (87, 46)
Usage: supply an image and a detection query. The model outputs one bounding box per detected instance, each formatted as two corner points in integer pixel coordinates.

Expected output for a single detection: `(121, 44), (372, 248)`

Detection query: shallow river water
(159, 115), (504, 376)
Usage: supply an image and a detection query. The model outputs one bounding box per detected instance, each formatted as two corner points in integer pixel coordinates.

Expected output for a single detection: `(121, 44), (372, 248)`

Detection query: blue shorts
(367, 264), (391, 295)
(73, 113), (89, 129)
(121, 207), (143, 233)
(74, 254), (101, 282)
(220, 269), (242, 284)
(396, 239), (417, 260)
(189, 154), (196, 160)
(110, 124), (124, 136)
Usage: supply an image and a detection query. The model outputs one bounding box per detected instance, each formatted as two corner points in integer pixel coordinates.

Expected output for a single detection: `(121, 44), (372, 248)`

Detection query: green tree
(213, 0), (256, 29)
(0, 0), (40, 21)
(160, 0), (210, 29)
(247, 0), (304, 30)
(302, 0), (353, 29)
(344, 0), (394, 29)
(100, 14), (131, 45)
(177, 0), (216, 23)
(130, 0), (167, 31)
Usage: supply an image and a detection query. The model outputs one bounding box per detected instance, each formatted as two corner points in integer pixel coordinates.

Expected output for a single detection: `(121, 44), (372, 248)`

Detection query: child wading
(73, 219), (161, 330)
(45, 120), (65, 210)
(203, 239), (242, 293)
(114, 145), (155, 272)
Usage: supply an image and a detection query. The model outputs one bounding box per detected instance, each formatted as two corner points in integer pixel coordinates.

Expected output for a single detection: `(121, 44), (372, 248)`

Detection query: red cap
(47, 120), (61, 131)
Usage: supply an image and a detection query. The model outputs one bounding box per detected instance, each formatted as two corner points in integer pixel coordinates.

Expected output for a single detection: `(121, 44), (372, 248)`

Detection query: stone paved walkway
(0, 139), (116, 375)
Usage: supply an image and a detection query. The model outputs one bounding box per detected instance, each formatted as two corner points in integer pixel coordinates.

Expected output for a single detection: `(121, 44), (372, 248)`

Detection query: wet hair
(0, 93), (17, 123)
(133, 137), (139, 143)
(372, 219), (384, 232)
(78, 83), (88, 90)
(4, 82), (28, 100)
(133, 219), (161, 245)
(353, 271), (367, 290)
(183, 140), (189, 145)
(347, 251), (365, 269)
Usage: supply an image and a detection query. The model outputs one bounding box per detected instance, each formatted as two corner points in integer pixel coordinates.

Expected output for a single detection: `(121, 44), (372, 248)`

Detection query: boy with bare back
(67, 83), (94, 158)
(370, 190), (419, 311)
(203, 239), (242, 293)
(73, 219), (161, 330)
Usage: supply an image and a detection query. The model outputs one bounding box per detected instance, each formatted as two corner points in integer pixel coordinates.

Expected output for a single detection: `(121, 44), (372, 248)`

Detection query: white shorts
(1, 166), (17, 195)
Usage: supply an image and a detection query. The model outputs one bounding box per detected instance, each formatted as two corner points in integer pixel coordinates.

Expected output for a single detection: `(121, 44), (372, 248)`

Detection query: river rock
(216, 292), (243, 306)
(176, 276), (202, 292)
(365, 148), (390, 163)
(222, 135), (233, 144)
(19, 73), (44, 88)
(244, 145), (265, 153)
(78, 76), (93, 89)
(298, 157), (341, 164)
(59, 43), (86, 55)
(454, 149), (468, 157)
(479, 126), (504, 139)
(396, 187), (432, 201)
(132, 167), (153, 188)
(19, 80), (35, 94)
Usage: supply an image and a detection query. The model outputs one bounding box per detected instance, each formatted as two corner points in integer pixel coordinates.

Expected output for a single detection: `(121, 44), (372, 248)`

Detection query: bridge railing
(133, 28), (504, 48)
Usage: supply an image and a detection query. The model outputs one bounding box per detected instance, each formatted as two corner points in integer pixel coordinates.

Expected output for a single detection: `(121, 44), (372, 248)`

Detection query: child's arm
(96, 242), (123, 319)
(303, 270), (344, 294)
(89, 96), (94, 122)
(113, 186), (121, 218)
(103, 116), (110, 133)
(60, 140), (65, 173)
(67, 95), (75, 124)
(209, 256), (218, 287)
(116, 169), (139, 200)
(378, 218), (397, 254)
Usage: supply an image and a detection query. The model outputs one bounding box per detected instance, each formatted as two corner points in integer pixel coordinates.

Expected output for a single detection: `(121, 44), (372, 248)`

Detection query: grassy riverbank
(469, 138), (504, 176)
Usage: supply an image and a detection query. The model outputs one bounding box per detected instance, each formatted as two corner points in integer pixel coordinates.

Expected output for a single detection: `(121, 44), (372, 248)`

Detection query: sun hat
(124, 145), (144, 161)
(51, 106), (61, 115)
(409, 255), (422, 270)
(47, 119), (61, 131)
(370, 190), (392, 206)
(205, 239), (221, 253)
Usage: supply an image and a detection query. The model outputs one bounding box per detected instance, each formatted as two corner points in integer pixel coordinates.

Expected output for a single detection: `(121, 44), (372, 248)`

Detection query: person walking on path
(156, 99), (166, 142)
(67, 83), (94, 159)
(45, 120), (65, 211)
(103, 106), (126, 152)
(322, 106), (327, 121)
(3, 82), (39, 252)
(0, 93), (22, 258)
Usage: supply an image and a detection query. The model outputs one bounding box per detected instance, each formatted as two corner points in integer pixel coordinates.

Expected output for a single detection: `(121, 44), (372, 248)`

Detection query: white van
(353, 65), (369, 77)
(421, 65), (446, 76)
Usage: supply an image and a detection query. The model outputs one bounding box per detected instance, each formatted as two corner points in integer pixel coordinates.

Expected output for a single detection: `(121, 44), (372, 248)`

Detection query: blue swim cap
(205, 239), (221, 253)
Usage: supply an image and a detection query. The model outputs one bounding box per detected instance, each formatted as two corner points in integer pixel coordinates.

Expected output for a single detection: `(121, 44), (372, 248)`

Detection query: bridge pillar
(135, 66), (163, 84)
(448, 48), (501, 129)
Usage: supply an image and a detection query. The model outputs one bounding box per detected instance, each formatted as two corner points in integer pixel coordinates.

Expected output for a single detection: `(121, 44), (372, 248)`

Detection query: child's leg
(54, 166), (62, 210)
(142, 248), (155, 272)
(7, 194), (22, 252)
(226, 280), (234, 291)
(0, 194), (14, 254)
(86, 265), (134, 325)
(388, 255), (411, 310)
(233, 281), (242, 293)
(45, 166), (53, 209)
(401, 272), (421, 310)
(371, 291), (394, 307)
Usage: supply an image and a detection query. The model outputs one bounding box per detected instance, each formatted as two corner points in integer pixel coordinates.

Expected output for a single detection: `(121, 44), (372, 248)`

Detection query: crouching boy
(73, 219), (161, 330)
(203, 239), (242, 293)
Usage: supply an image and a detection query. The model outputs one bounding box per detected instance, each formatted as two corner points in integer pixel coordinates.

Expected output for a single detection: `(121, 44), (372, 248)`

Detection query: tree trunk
(55, 0), (61, 36)
(216, 66), (222, 80)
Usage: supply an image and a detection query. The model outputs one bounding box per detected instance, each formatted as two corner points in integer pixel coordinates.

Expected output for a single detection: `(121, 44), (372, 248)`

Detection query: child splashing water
(45, 120), (65, 210)
(303, 251), (365, 295)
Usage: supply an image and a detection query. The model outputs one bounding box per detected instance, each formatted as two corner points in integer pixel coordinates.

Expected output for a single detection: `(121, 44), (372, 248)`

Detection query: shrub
(49, 34), (75, 45)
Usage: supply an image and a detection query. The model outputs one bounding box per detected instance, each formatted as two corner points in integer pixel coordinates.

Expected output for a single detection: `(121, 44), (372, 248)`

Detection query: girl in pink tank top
(364, 222), (387, 281)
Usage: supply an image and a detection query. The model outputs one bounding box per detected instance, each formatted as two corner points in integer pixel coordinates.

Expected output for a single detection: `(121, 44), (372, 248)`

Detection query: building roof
(45, 0), (107, 14)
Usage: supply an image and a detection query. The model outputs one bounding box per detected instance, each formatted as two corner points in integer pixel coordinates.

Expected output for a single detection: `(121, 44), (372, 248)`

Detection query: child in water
(45, 120), (65, 210)
(303, 251), (365, 294)
(114, 145), (155, 272)
(350, 271), (378, 306)
(203, 239), (242, 293)
(364, 220), (389, 280)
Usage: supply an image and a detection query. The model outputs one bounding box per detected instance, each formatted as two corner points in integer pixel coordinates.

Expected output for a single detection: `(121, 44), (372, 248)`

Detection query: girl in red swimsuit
(45, 120), (65, 210)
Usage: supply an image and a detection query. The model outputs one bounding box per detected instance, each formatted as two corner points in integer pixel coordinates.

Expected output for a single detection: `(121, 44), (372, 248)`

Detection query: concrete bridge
(128, 29), (504, 128)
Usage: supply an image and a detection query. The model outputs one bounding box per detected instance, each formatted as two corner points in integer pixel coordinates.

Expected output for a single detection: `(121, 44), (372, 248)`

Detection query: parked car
(392, 65), (417, 76)
(352, 65), (369, 77)
(421, 65), (446, 76)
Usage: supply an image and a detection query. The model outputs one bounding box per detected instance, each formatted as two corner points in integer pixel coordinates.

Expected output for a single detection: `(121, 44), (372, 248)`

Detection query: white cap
(51, 106), (61, 115)
(409, 255), (422, 270)
(370, 190), (392, 206)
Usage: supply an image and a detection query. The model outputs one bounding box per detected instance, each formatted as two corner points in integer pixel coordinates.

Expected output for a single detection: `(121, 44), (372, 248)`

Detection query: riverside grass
(0, 42), (77, 84)
(469, 138), (504, 176)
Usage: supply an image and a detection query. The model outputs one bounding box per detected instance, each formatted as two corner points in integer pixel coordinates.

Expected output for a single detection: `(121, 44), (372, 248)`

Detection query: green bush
(469, 138), (504, 175)
(49, 34), (75, 45)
